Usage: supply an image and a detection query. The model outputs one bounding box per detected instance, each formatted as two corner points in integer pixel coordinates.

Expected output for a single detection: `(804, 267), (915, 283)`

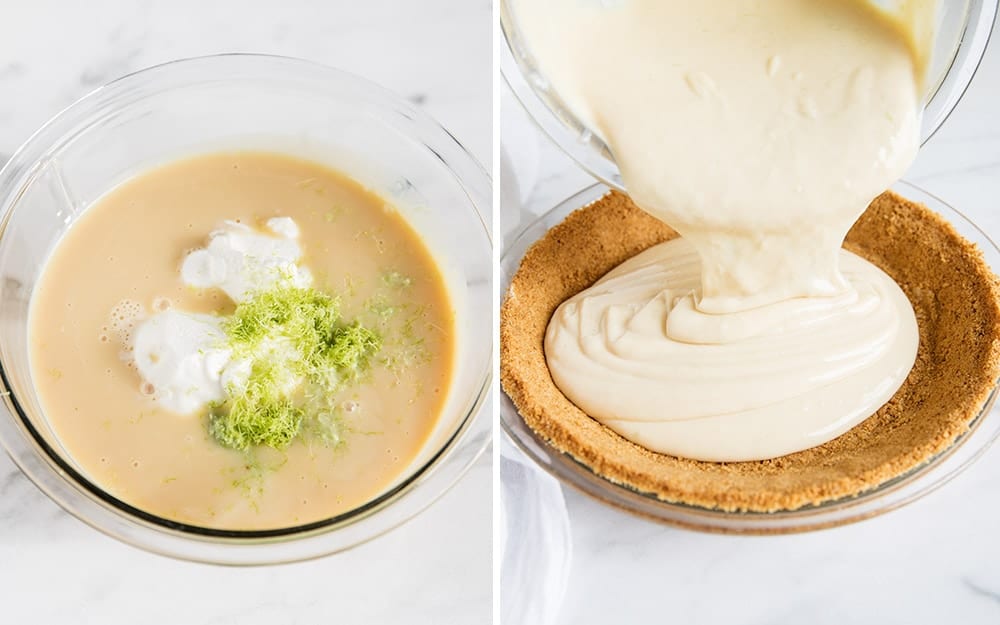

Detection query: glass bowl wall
(500, 0), (998, 190)
(0, 54), (492, 564)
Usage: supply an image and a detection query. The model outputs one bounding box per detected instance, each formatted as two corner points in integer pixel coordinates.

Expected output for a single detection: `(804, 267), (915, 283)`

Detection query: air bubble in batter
(108, 299), (146, 350)
(152, 297), (172, 312)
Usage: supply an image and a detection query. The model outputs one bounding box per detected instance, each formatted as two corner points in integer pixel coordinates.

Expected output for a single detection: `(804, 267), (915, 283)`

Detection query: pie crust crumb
(500, 190), (1000, 512)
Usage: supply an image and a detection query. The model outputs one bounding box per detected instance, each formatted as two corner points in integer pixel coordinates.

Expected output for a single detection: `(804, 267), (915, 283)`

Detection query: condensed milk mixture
(515, 0), (935, 461)
(30, 152), (454, 529)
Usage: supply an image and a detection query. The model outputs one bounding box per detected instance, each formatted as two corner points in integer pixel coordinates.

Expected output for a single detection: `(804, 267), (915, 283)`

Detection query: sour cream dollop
(132, 310), (230, 414)
(133, 217), (308, 415)
(180, 217), (311, 303)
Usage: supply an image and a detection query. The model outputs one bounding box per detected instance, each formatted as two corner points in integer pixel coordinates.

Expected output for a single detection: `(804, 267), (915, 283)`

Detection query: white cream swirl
(545, 239), (918, 461)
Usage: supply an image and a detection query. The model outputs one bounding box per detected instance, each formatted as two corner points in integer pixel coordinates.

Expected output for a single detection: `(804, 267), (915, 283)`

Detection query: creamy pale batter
(516, 0), (933, 461)
(30, 152), (454, 530)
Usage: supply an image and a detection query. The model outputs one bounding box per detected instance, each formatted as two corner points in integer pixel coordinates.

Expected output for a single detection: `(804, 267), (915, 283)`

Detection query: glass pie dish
(0, 54), (492, 564)
(500, 180), (1000, 533)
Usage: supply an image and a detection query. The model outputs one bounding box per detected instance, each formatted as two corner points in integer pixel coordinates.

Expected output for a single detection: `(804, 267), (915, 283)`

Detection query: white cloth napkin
(500, 129), (572, 625)
(500, 436), (572, 625)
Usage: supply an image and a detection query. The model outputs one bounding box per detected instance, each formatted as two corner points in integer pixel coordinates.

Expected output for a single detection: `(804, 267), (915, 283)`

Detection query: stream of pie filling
(516, 0), (933, 461)
(30, 152), (454, 530)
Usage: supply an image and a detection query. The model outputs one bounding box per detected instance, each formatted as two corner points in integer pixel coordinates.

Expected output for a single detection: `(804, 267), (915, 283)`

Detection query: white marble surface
(0, 2), (490, 624)
(502, 30), (1000, 625)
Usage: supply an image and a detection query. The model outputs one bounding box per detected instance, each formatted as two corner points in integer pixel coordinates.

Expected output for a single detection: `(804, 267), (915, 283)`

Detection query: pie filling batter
(31, 152), (454, 530)
(516, 0), (935, 461)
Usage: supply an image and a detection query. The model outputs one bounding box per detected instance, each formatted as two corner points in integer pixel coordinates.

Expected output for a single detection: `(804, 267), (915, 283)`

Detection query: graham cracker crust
(500, 190), (1000, 512)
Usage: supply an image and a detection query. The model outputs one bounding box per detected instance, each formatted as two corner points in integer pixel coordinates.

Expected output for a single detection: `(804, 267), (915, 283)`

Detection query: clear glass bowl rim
(0, 53), (493, 564)
(499, 0), (1000, 191)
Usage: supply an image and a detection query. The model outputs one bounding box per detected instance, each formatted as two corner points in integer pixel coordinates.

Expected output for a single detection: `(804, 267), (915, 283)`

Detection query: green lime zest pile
(207, 282), (381, 451)
(208, 361), (304, 450)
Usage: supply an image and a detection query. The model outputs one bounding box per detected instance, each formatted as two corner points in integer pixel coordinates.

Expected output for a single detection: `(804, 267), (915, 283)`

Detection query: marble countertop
(502, 29), (1000, 625)
(0, 2), (490, 624)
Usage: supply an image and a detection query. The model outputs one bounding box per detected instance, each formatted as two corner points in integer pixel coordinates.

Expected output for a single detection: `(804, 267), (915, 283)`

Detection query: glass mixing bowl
(0, 54), (492, 564)
(500, 0), (998, 190)
(501, 181), (1000, 533)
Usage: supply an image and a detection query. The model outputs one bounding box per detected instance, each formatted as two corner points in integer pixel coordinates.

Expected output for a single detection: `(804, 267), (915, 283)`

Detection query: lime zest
(381, 269), (413, 290)
(208, 360), (304, 451)
(207, 281), (381, 452)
